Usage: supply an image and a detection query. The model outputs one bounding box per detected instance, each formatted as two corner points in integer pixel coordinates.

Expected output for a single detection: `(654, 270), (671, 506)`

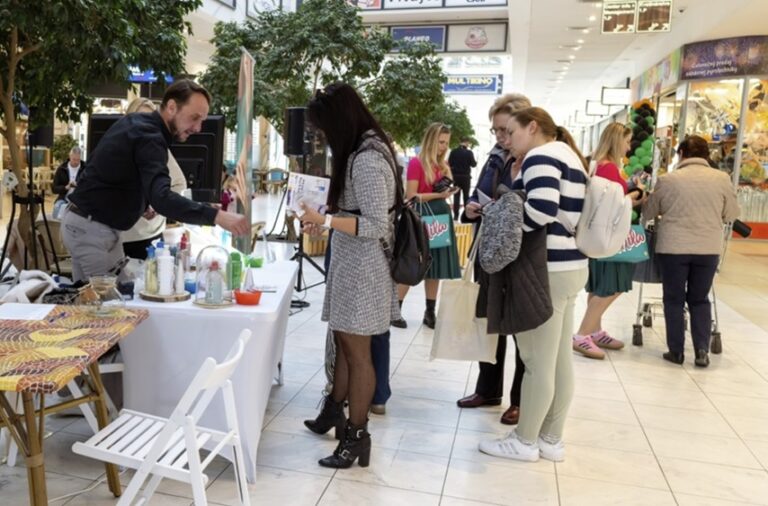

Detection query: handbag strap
(463, 225), (481, 282)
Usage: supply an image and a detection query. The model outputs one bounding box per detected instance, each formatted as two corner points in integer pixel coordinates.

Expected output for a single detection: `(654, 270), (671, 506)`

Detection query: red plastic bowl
(234, 290), (261, 305)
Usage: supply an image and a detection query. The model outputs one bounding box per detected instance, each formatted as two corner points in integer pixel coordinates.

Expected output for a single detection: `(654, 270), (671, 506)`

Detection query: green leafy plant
(51, 134), (78, 165)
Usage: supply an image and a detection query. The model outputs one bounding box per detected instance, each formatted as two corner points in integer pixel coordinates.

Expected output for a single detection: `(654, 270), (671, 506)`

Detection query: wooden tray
(192, 298), (234, 309)
(139, 291), (191, 303)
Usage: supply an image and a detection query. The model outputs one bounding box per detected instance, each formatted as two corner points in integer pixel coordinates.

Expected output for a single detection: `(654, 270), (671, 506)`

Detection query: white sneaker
(479, 431), (539, 462)
(538, 436), (565, 462)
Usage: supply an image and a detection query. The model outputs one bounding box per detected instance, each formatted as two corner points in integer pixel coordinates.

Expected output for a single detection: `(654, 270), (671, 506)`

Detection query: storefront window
(655, 87), (685, 174)
(684, 79), (744, 176)
(738, 78), (768, 223)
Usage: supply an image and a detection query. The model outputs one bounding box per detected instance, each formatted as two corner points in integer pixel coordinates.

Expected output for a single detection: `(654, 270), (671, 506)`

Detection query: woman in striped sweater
(479, 107), (589, 463)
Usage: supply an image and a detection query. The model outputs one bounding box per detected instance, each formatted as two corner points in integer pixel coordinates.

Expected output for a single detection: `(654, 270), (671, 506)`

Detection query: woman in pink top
(394, 123), (461, 329)
(573, 123), (646, 359)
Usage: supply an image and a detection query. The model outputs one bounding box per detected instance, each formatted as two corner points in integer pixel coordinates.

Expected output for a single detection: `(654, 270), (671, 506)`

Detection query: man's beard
(169, 117), (185, 142)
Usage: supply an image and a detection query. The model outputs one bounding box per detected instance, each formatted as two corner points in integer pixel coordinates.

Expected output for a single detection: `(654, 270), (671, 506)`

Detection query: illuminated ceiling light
(568, 55), (576, 59)
(576, 39), (585, 44)
(582, 29), (590, 34)
(589, 15), (597, 21)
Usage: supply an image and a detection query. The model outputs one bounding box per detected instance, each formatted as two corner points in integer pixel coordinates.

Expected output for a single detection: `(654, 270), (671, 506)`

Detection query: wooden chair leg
(87, 362), (122, 497)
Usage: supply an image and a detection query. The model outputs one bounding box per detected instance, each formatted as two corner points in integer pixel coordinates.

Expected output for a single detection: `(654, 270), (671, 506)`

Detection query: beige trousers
(515, 267), (588, 443)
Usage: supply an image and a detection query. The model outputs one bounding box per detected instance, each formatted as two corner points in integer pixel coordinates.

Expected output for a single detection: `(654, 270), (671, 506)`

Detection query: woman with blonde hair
(396, 123), (461, 329)
(572, 123), (644, 359)
(120, 97), (188, 259)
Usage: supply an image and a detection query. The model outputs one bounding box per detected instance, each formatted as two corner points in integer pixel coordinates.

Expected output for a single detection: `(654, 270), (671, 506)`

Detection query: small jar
(82, 275), (125, 316)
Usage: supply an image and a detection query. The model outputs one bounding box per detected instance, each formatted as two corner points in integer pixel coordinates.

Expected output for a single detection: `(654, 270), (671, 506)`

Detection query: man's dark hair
(161, 79), (211, 109)
(677, 135), (710, 160)
(460, 136), (471, 144)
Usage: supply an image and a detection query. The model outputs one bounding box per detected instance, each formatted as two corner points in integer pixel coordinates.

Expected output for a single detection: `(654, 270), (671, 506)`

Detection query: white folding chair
(73, 329), (253, 506)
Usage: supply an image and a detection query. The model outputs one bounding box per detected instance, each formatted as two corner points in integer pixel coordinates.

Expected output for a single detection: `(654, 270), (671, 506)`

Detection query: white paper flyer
(286, 172), (330, 217)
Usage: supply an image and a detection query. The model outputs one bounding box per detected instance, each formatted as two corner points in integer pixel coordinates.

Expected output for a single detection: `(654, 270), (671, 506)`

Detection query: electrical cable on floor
(47, 468), (128, 504)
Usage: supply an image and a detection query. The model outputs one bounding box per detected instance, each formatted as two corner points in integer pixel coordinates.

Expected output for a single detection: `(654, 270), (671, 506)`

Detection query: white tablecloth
(121, 260), (298, 483)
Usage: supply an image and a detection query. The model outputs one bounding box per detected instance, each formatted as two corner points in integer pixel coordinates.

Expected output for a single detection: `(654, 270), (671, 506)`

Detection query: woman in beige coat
(642, 136), (739, 367)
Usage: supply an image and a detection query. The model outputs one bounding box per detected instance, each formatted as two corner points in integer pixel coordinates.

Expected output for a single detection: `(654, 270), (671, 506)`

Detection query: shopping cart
(631, 220), (751, 352)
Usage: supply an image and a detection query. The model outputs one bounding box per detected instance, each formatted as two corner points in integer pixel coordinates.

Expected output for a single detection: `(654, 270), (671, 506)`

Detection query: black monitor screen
(87, 114), (123, 157)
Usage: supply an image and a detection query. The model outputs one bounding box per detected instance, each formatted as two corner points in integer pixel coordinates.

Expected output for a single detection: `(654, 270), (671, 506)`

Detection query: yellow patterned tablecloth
(0, 306), (148, 394)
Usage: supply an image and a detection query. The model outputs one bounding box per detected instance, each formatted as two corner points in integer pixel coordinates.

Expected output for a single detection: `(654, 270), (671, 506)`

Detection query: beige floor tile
(556, 444), (667, 489)
(745, 439), (768, 470)
(332, 448), (449, 495)
(318, 479), (440, 506)
(573, 377), (629, 403)
(557, 475), (676, 506)
(622, 382), (715, 411)
(568, 397), (639, 426)
(366, 418), (457, 458)
(562, 418), (653, 454)
(443, 458), (558, 506)
(388, 374), (468, 403)
(659, 456), (768, 504)
(254, 431), (337, 477)
(632, 403), (736, 437)
(614, 362), (701, 391)
(394, 358), (472, 384)
(205, 466), (331, 506)
(674, 493), (761, 506)
(708, 393), (768, 420)
(0, 466), (92, 506)
(645, 428), (762, 469)
(456, 404), (507, 433)
(723, 414), (768, 442)
(439, 498), (501, 506)
(379, 395), (462, 429)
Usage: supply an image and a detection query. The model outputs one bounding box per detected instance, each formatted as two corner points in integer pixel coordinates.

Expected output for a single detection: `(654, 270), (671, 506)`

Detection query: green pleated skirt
(419, 199), (461, 280)
(586, 258), (636, 297)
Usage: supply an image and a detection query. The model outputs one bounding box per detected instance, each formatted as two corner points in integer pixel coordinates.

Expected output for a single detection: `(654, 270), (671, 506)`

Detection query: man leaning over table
(62, 80), (249, 281)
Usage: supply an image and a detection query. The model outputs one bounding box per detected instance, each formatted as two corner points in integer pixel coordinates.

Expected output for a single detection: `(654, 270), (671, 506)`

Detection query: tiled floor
(2, 193), (768, 504)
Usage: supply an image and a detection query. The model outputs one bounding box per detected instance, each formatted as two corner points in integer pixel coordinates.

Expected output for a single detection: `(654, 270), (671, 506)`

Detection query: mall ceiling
(185, 0), (768, 124)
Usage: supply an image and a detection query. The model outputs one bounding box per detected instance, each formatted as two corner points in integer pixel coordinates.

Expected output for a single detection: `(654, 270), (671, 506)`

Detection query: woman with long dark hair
(299, 83), (400, 469)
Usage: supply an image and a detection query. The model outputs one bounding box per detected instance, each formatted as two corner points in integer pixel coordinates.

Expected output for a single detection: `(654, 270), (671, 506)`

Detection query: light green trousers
(515, 267), (588, 443)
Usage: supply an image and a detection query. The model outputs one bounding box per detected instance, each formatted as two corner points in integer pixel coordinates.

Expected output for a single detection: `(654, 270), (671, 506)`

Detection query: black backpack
(382, 160), (432, 286)
(350, 143), (431, 286)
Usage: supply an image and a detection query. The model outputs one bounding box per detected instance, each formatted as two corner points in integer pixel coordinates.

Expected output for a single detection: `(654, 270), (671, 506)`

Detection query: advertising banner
(630, 48), (681, 100)
(636, 0), (672, 33)
(384, 0), (442, 9)
(443, 75), (503, 94)
(602, 1), (636, 33)
(234, 50), (255, 253)
(681, 36), (768, 80)
(391, 26), (447, 51)
(446, 23), (507, 52)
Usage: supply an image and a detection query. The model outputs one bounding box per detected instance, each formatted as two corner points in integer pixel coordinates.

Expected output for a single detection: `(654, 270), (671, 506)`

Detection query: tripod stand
(289, 155), (326, 308)
(0, 133), (60, 278)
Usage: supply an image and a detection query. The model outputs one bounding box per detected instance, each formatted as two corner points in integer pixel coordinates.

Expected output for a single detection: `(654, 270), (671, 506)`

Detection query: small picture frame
(216, 0), (236, 8)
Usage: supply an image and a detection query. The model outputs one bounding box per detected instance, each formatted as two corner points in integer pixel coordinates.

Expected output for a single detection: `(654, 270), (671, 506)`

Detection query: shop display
(684, 80), (743, 176)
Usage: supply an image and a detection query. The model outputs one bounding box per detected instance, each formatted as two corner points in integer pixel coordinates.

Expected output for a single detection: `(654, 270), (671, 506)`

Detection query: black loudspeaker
(284, 107), (311, 156)
(28, 108), (54, 147)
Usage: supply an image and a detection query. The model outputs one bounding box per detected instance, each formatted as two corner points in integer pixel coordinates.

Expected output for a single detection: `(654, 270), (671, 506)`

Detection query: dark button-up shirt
(448, 145), (477, 177)
(69, 111), (218, 231)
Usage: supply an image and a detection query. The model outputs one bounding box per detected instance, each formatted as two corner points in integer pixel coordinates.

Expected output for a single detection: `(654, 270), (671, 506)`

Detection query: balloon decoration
(625, 99), (657, 178)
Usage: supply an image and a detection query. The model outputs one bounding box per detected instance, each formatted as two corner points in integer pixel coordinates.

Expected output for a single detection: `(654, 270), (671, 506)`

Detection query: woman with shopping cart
(642, 135), (740, 367)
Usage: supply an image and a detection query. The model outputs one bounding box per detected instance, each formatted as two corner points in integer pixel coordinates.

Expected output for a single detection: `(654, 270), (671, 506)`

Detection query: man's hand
(465, 201), (483, 219)
(142, 206), (157, 220)
(215, 210), (250, 236)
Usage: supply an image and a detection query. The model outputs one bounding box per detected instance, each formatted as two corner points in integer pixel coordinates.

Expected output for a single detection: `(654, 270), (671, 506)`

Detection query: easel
(0, 131), (60, 278)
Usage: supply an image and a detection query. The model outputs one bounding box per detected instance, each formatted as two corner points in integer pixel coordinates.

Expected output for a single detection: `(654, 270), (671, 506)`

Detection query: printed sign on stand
(444, 75), (503, 95)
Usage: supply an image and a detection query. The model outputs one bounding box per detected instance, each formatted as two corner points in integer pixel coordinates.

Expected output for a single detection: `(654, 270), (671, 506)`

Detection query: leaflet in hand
(286, 173), (330, 217)
(476, 189), (492, 206)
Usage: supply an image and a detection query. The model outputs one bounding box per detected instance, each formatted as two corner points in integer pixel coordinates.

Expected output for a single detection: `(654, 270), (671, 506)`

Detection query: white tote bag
(430, 227), (498, 363)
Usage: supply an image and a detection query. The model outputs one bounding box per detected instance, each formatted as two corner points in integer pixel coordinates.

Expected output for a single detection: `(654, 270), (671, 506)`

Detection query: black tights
(331, 331), (375, 425)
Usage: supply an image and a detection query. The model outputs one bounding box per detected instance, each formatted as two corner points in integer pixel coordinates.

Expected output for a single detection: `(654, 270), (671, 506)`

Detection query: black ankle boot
(304, 396), (346, 440)
(423, 309), (436, 329)
(318, 421), (371, 469)
(662, 351), (685, 365)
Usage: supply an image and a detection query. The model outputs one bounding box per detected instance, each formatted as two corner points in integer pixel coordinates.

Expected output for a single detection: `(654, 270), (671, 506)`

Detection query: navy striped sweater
(511, 141), (588, 272)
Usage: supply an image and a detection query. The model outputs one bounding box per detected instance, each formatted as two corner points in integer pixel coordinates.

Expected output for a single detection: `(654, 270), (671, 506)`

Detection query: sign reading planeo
(391, 26), (447, 51)
(444, 75), (503, 94)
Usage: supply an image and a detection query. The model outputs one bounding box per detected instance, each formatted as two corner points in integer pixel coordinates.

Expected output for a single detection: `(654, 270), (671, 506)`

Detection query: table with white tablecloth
(121, 260), (298, 483)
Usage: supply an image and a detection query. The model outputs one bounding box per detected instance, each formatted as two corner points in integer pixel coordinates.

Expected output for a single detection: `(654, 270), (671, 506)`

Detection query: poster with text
(682, 36), (768, 80)
(636, 0), (672, 33)
(602, 1), (636, 33)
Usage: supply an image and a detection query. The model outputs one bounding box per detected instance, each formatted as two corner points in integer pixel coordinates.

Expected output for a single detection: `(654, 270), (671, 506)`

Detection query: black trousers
(475, 334), (525, 406)
(453, 175), (472, 220)
(657, 254), (719, 354)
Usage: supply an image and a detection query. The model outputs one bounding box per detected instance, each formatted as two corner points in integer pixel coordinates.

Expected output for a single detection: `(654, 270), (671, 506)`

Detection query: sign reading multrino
(444, 75), (503, 95)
